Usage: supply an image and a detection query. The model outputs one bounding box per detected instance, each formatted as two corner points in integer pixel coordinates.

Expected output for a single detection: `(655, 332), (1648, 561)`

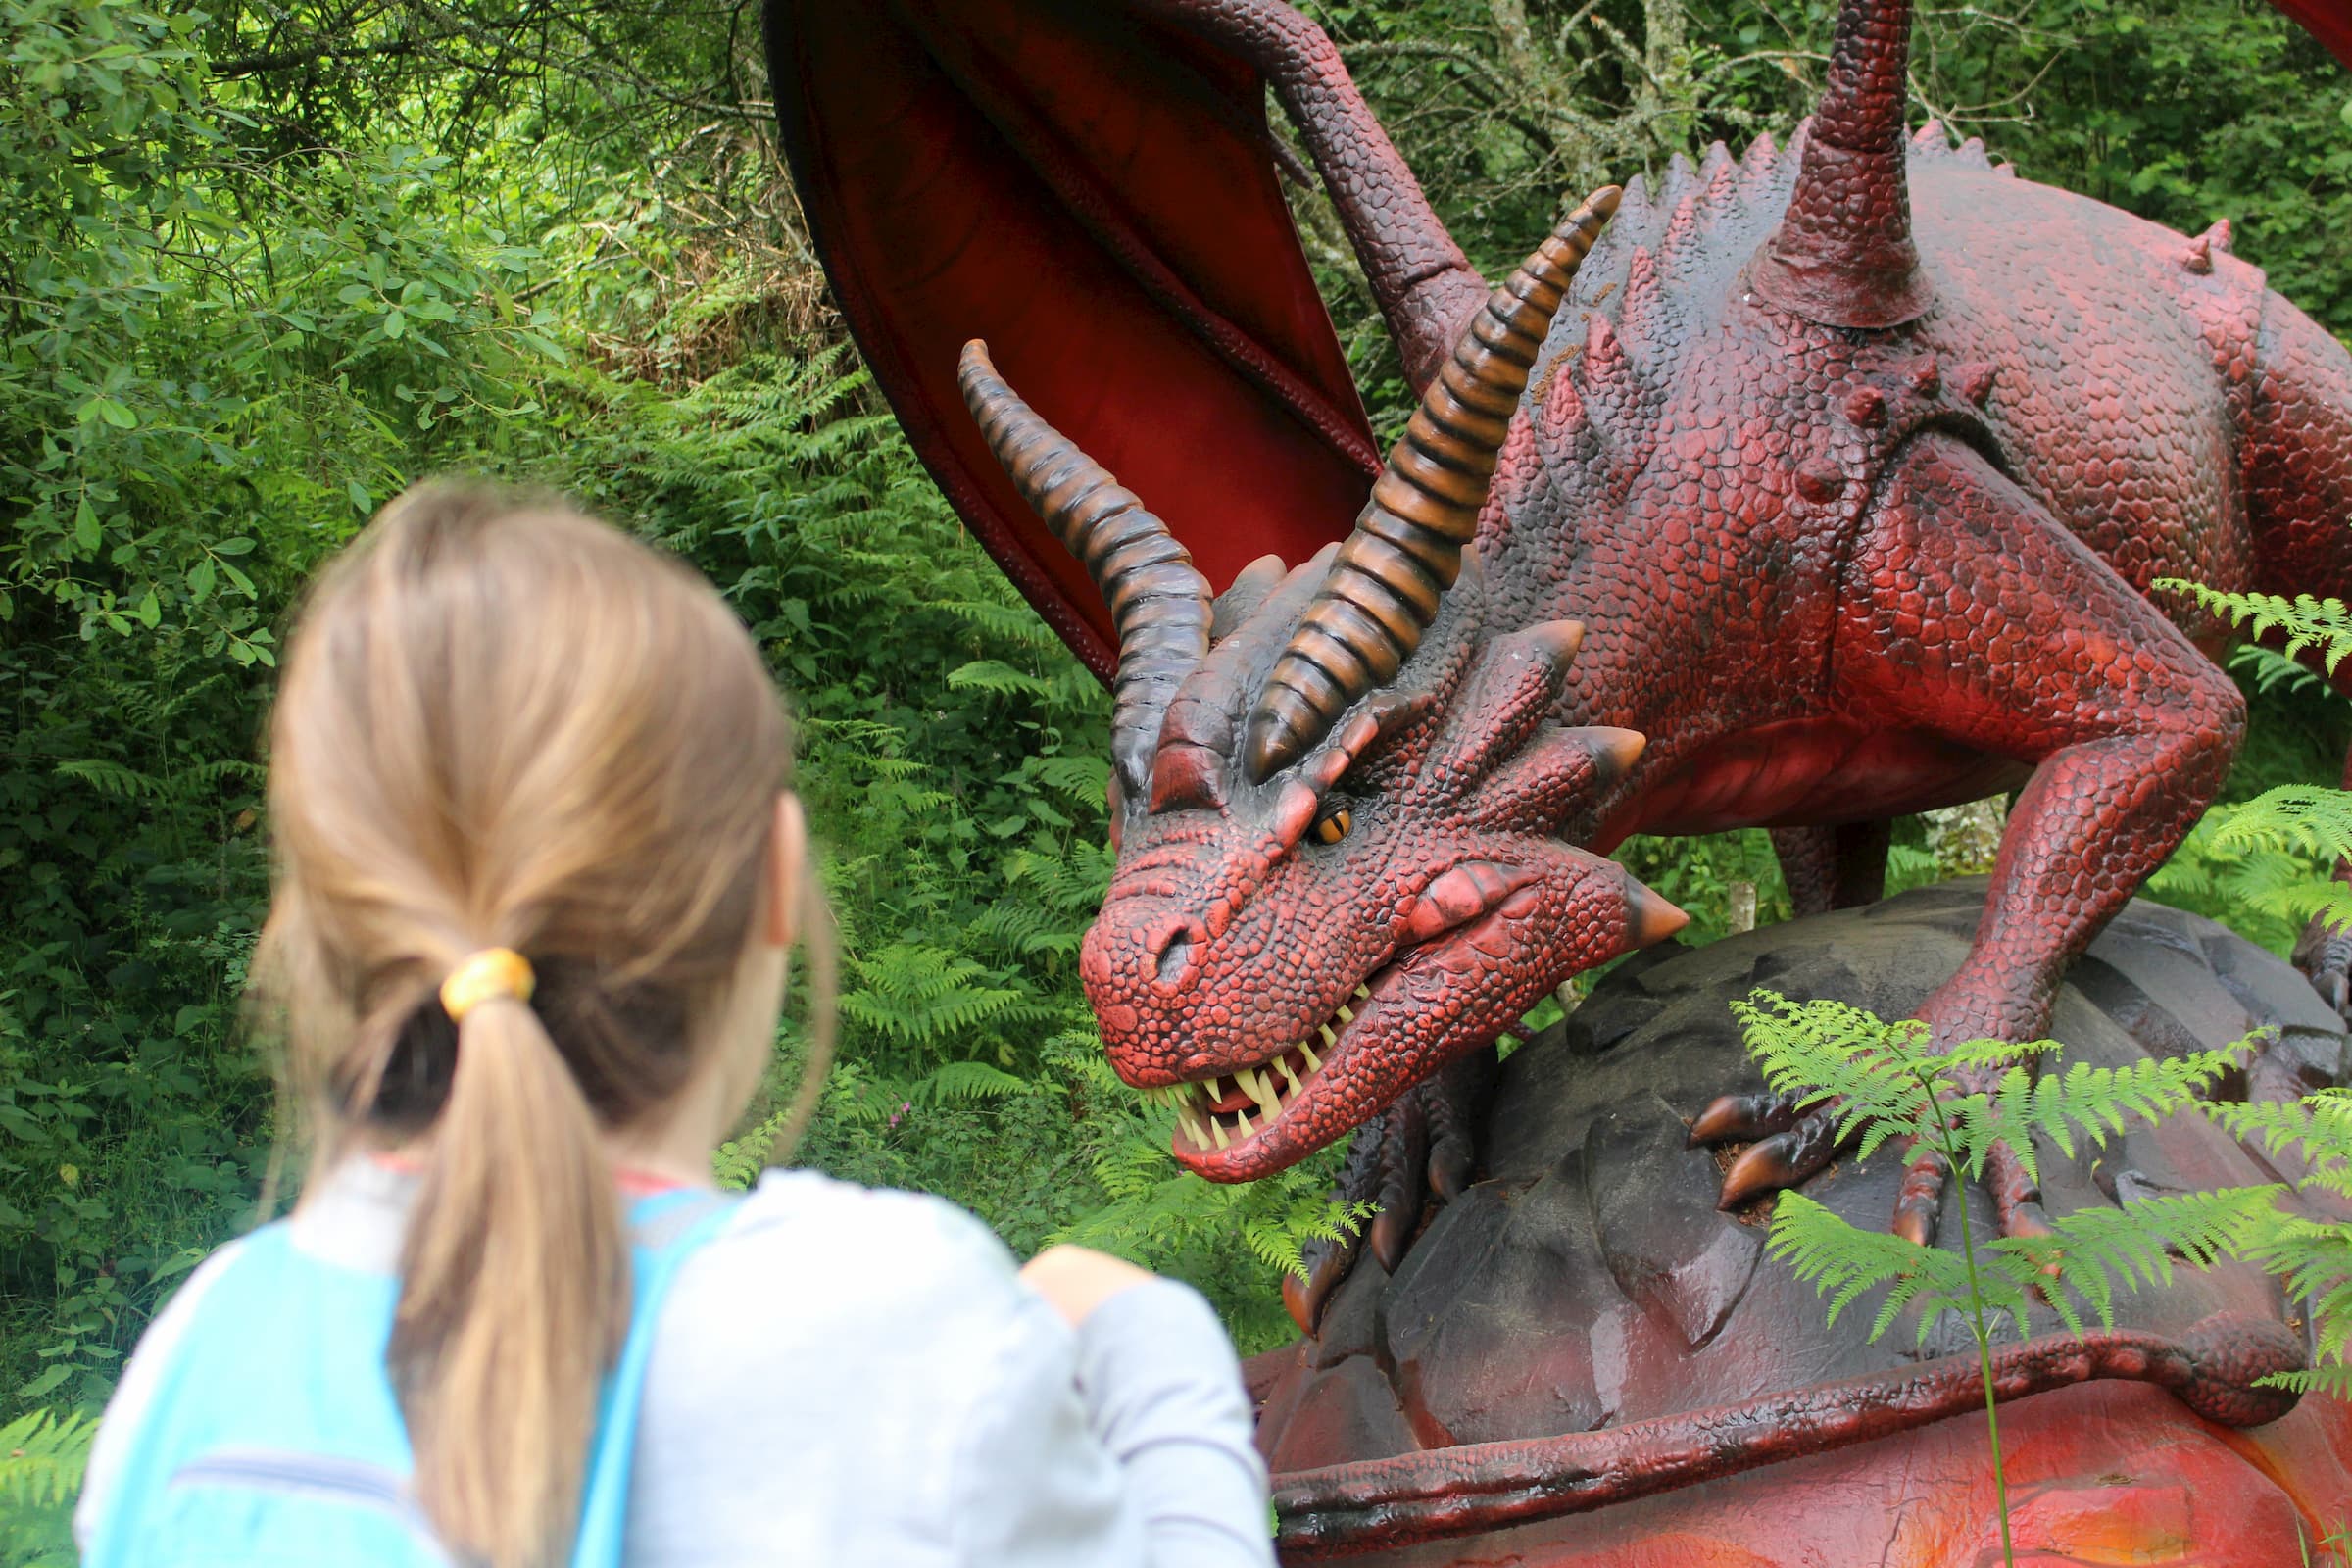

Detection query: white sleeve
(953, 1277), (1274, 1567)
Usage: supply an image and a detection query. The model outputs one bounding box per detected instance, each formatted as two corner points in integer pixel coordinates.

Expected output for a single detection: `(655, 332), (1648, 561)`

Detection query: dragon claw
(1688, 1089), (1802, 1145)
(1715, 1107), (1847, 1210)
(2294, 913), (2352, 1026)
(1288, 1046), (1501, 1337)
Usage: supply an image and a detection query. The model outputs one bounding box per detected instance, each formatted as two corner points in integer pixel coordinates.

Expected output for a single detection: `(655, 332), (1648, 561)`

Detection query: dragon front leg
(1286, 1043), (1499, 1334)
(1699, 433), (2245, 1246)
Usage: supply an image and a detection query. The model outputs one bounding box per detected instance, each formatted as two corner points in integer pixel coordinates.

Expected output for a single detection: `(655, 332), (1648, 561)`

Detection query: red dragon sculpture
(770, 0), (2352, 1557)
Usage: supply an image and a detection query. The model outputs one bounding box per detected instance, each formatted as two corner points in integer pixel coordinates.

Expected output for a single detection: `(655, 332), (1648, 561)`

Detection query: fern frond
(0, 1409), (97, 1508)
(2208, 786), (2352, 864)
(1996, 1187), (2278, 1335)
(914, 1059), (1034, 1102)
(2154, 580), (2352, 671)
(1978, 1043), (2247, 1178)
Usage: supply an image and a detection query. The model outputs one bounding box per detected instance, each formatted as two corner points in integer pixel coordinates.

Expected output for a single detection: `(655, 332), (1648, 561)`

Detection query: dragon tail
(1270, 1313), (2304, 1559)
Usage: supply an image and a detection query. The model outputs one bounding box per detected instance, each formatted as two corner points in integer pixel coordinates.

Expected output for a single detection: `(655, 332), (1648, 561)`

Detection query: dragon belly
(1604, 717), (2029, 843)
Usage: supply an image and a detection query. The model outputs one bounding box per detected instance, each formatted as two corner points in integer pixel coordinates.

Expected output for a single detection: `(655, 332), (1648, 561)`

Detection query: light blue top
(76, 1162), (1275, 1566)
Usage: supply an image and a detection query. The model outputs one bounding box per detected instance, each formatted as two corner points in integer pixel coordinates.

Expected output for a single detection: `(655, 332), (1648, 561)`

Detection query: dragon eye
(1312, 808), (1353, 846)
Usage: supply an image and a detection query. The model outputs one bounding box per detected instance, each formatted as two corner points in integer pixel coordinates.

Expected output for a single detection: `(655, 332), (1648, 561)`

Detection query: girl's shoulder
(682, 1169), (1045, 1341)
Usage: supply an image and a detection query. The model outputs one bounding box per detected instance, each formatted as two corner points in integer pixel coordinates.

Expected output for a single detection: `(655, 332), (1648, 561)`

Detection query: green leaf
(74, 498), (101, 553)
(18, 1364), (71, 1399)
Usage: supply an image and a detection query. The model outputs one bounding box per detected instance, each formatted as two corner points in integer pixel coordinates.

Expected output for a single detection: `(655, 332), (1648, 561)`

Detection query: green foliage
(0, 1408), (95, 1567)
(1737, 991), (2287, 1568)
(2204, 1091), (2352, 1396)
(1737, 992), (2263, 1342)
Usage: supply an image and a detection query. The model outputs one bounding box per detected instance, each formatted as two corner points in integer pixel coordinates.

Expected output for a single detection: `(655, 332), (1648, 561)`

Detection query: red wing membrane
(2277, 0), (2352, 71)
(765, 0), (1379, 681)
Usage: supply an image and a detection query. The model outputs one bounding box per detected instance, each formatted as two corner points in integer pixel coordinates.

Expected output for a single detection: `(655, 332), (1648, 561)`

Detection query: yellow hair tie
(440, 948), (535, 1022)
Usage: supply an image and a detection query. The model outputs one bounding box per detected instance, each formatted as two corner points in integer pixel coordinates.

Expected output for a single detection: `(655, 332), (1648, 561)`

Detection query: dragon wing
(765, 0), (1380, 682)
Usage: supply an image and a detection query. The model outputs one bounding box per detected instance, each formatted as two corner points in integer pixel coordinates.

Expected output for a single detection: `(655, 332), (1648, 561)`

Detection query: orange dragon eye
(1313, 808), (1352, 846)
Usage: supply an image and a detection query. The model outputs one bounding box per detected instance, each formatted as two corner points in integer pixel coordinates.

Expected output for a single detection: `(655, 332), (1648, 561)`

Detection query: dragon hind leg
(1770, 820), (1892, 919)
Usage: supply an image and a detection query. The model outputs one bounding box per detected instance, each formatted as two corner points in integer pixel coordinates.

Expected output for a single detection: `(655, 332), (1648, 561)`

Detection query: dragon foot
(2295, 912), (2352, 1026)
(1287, 1043), (1500, 1335)
(1693, 1071), (2053, 1246)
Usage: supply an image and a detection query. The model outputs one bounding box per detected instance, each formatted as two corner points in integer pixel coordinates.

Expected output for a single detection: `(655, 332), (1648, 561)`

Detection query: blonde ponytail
(399, 988), (625, 1565)
(261, 481), (808, 1566)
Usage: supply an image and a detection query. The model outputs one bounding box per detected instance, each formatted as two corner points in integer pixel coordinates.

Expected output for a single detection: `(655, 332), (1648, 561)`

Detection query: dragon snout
(1079, 903), (1212, 1080)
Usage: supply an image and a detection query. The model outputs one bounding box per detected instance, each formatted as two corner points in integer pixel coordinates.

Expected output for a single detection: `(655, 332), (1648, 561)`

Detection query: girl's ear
(764, 792), (807, 949)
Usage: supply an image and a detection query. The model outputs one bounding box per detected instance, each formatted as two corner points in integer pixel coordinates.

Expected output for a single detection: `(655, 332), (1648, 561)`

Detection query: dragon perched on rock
(770, 0), (2352, 1550)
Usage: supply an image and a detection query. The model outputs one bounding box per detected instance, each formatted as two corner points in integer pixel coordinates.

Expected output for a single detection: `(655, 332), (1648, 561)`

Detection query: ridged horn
(958, 341), (1212, 800)
(1749, 0), (1933, 329)
(1242, 187), (1622, 783)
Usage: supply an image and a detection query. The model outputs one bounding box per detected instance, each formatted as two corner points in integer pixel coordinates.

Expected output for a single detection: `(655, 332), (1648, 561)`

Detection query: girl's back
(72, 483), (1273, 1567)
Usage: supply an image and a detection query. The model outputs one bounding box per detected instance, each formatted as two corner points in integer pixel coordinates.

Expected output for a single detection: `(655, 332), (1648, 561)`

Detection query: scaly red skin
(1095, 111), (2352, 1260)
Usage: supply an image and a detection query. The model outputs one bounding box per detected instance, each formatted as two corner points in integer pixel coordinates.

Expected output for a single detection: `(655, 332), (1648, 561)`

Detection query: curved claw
(1689, 1090), (1804, 1146)
(1424, 1042), (1499, 1200)
(1986, 1142), (2056, 1250)
(1892, 1143), (1949, 1247)
(1717, 1107), (1848, 1211)
(1287, 1111), (1391, 1336)
(2294, 912), (2352, 1024)
(1369, 1091), (1432, 1273)
(1890, 1140), (2055, 1252)
(1286, 1231), (1361, 1336)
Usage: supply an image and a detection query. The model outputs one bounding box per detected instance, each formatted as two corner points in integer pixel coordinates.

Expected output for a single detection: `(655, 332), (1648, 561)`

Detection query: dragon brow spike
(1242, 185), (1624, 784)
(957, 341), (1212, 799)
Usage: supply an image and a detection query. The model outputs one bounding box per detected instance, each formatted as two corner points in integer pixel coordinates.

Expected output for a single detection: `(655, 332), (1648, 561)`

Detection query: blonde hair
(258, 480), (830, 1566)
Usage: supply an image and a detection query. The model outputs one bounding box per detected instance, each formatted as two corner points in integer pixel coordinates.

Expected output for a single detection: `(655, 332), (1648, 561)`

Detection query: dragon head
(958, 191), (1682, 1181)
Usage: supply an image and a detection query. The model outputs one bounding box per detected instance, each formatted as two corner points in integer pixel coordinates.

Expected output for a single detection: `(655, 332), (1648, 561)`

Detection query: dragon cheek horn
(1242, 187), (1624, 784)
(957, 342), (1213, 803)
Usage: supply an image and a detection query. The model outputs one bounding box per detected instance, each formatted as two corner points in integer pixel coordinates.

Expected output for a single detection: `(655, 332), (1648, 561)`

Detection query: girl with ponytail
(74, 482), (1272, 1567)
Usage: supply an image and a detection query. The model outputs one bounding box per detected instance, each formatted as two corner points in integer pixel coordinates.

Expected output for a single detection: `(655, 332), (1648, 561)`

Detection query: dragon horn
(1749, 0), (1933, 328)
(958, 341), (1212, 799)
(1243, 187), (1622, 784)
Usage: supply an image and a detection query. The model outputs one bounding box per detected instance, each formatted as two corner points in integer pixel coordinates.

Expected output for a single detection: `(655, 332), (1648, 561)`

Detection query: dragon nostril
(1154, 931), (1197, 984)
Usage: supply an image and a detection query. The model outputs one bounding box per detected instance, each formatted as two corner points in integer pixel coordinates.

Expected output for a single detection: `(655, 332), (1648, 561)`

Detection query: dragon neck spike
(1242, 186), (1623, 784)
(1749, 0), (1934, 329)
(957, 341), (1212, 798)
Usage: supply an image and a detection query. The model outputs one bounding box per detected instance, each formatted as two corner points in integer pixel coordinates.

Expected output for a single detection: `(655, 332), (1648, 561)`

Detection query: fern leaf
(0, 1409), (97, 1508)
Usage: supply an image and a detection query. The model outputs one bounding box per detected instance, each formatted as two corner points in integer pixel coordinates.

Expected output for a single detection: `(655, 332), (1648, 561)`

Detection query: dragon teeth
(1276, 1056), (1303, 1094)
(1336, 1004), (1353, 1023)
(1241, 1068), (1283, 1118)
(1354, 984), (1371, 1000)
(1299, 1039), (1322, 1073)
(1317, 1023), (1336, 1047)
(1209, 1115), (1230, 1151)
(1233, 1104), (1255, 1138)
